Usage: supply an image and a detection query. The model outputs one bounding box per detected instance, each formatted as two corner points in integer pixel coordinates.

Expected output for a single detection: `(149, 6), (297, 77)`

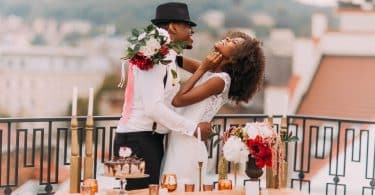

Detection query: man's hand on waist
(194, 122), (212, 141)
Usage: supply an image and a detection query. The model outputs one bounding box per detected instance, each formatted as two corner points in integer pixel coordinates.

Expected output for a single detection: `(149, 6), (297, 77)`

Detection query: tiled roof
(297, 55), (375, 120)
(296, 55), (375, 179)
(288, 75), (301, 98)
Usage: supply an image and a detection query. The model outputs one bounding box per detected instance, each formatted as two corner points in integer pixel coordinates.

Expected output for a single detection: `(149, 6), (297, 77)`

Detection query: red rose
(130, 52), (154, 70)
(159, 45), (169, 56)
(139, 58), (153, 70)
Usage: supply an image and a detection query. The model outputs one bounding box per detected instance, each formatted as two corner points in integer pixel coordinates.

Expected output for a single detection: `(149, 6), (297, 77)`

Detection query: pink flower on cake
(119, 147), (132, 158)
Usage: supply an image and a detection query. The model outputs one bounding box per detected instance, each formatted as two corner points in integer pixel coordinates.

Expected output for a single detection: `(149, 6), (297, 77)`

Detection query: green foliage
(170, 40), (187, 54)
(209, 126), (222, 148)
(160, 60), (171, 65)
(63, 32), (84, 46)
(171, 69), (178, 79)
(31, 34), (47, 45)
(0, 112), (10, 118)
(280, 131), (299, 143)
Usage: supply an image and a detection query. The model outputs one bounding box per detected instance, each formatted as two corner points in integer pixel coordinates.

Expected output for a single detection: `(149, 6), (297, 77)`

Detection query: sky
(297, 0), (338, 6)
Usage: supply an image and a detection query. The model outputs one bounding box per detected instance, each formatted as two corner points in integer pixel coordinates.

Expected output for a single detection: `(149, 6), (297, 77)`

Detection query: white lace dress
(162, 72), (231, 190)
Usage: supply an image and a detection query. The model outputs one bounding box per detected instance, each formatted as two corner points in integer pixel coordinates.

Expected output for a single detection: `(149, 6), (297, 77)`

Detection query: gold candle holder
(218, 179), (232, 190)
(203, 184), (213, 191)
(80, 184), (92, 195)
(184, 184), (195, 192)
(198, 161), (203, 191)
(233, 162), (239, 187)
(84, 115), (94, 179)
(149, 184), (159, 195)
(70, 116), (81, 193)
(83, 178), (98, 193)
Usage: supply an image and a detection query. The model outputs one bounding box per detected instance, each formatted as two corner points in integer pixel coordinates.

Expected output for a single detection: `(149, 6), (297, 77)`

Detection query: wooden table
(125, 188), (308, 195)
(56, 188), (308, 195)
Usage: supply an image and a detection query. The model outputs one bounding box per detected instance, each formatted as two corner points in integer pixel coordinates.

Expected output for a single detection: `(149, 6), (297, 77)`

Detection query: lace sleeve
(209, 72), (231, 95)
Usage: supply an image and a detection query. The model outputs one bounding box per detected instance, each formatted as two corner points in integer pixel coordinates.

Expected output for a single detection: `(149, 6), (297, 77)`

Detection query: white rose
(239, 146), (250, 163)
(259, 123), (275, 138)
(139, 37), (161, 57)
(244, 122), (276, 139)
(244, 123), (259, 139)
(156, 27), (171, 44)
(223, 137), (249, 163)
(138, 32), (146, 41)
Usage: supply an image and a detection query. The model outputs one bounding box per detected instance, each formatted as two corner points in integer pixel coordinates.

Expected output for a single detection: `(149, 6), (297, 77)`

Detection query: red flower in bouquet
(247, 135), (273, 168)
(255, 145), (272, 168)
(159, 45), (169, 56)
(247, 136), (261, 154)
(129, 52), (154, 70)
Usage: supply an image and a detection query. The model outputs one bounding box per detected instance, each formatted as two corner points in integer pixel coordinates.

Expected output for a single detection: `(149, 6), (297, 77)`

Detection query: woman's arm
(172, 52), (223, 107)
(178, 55), (202, 74)
(172, 76), (225, 107)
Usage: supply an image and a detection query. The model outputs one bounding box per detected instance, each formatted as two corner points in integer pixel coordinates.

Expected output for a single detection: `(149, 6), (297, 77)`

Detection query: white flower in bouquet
(244, 123), (259, 139)
(137, 32), (147, 41)
(258, 122), (275, 138)
(223, 136), (249, 163)
(156, 27), (171, 43)
(140, 37), (161, 57)
(244, 122), (276, 139)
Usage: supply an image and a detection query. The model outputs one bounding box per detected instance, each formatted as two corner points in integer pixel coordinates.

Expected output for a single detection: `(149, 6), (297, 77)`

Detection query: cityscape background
(0, 0), (336, 118)
(1, 0), (375, 194)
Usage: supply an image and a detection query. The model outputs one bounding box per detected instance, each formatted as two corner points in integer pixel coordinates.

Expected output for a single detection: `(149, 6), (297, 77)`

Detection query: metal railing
(0, 115), (374, 195)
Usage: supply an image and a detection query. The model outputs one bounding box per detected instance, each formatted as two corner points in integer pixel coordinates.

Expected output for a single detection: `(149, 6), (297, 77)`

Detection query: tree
(31, 34), (47, 45)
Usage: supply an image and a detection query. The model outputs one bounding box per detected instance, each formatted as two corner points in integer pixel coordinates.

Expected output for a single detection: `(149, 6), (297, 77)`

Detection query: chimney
(311, 13), (328, 42)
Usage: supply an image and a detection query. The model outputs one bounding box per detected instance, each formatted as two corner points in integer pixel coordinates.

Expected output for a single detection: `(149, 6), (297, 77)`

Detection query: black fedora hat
(151, 2), (197, 27)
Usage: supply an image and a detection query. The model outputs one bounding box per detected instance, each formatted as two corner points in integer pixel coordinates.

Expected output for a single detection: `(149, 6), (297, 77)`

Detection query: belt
(116, 131), (164, 137)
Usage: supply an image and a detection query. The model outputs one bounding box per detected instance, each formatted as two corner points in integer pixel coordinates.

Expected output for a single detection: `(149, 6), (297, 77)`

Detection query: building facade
(0, 46), (110, 117)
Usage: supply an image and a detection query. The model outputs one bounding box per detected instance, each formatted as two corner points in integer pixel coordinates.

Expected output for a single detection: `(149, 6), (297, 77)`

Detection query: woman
(162, 31), (265, 189)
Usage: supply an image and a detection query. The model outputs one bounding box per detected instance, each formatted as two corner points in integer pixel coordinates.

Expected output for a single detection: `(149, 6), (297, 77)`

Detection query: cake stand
(103, 174), (149, 195)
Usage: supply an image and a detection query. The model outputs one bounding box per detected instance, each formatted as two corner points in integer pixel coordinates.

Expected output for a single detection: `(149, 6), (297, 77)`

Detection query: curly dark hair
(221, 31), (265, 103)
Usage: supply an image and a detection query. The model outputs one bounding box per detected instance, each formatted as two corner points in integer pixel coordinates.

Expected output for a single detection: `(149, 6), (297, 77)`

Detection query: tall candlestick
(88, 88), (94, 116)
(198, 161), (203, 191)
(72, 87), (78, 116)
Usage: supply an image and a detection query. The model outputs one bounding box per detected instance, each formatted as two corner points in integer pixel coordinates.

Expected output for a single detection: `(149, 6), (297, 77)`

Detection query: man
(113, 2), (212, 190)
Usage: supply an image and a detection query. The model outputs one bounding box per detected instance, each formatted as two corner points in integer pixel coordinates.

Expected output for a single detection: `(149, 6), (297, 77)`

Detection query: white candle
(88, 88), (94, 116)
(72, 87), (78, 116)
(197, 127), (202, 141)
(245, 180), (259, 195)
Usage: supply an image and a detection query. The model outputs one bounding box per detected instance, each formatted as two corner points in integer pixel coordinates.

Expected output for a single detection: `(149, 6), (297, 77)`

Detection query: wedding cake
(104, 147), (146, 178)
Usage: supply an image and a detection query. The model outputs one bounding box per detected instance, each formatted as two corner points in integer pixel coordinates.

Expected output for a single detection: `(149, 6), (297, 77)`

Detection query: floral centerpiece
(211, 121), (281, 181)
(225, 122), (279, 167)
(212, 119), (299, 186)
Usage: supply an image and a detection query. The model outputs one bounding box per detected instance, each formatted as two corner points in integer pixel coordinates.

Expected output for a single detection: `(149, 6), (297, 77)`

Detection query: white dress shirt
(116, 50), (197, 136)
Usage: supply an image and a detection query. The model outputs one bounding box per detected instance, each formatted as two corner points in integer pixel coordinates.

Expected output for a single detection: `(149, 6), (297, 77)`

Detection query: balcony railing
(0, 115), (374, 195)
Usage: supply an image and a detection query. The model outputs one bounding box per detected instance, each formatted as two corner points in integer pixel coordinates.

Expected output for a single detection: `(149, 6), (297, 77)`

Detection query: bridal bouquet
(215, 121), (279, 169)
(123, 24), (184, 70)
